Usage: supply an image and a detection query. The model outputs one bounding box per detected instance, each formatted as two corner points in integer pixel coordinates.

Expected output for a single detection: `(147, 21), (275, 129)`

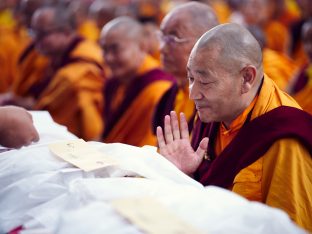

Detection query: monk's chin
(197, 111), (214, 123)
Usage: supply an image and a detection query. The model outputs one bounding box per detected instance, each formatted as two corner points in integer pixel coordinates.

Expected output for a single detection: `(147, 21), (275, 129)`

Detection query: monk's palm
(157, 112), (208, 175)
(159, 138), (201, 175)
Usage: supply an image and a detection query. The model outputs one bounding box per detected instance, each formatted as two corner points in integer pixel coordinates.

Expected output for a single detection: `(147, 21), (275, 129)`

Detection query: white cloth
(0, 112), (306, 234)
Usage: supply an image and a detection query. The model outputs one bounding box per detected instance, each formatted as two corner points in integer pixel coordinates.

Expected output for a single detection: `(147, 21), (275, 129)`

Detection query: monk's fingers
(164, 115), (174, 143)
(156, 126), (166, 148)
(170, 111), (181, 140)
(180, 112), (190, 139)
(195, 137), (209, 160)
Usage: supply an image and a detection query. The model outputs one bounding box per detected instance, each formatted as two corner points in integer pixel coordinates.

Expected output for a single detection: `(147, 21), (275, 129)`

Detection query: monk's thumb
(195, 137), (209, 160)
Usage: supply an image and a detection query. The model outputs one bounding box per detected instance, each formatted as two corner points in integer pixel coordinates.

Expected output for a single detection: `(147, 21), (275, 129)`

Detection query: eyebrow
(196, 69), (207, 76)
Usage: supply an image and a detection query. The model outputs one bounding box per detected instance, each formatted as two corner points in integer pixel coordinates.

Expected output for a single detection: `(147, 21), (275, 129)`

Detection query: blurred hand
(0, 106), (39, 148)
(156, 111), (208, 175)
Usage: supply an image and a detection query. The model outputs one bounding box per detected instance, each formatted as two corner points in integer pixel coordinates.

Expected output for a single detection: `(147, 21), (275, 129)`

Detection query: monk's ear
(241, 65), (256, 94)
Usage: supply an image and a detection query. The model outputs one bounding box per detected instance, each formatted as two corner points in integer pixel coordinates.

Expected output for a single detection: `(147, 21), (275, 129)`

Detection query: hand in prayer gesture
(156, 111), (208, 175)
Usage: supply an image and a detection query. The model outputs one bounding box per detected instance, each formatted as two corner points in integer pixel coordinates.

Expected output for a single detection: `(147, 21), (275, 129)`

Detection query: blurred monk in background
(153, 2), (219, 133)
(100, 17), (174, 146)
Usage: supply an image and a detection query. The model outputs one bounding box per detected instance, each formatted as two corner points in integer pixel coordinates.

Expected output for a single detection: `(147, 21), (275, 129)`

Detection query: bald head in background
(160, 1), (219, 86)
(188, 23), (263, 125)
(100, 17), (146, 82)
(89, 0), (116, 29)
(31, 6), (77, 57)
(19, 0), (56, 27)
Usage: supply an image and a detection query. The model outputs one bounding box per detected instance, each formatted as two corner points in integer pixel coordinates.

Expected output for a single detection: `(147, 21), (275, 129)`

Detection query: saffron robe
(77, 19), (100, 42)
(103, 56), (174, 147)
(192, 76), (312, 231)
(34, 38), (105, 140)
(264, 20), (290, 54)
(263, 48), (298, 91)
(0, 26), (30, 92)
(12, 42), (50, 97)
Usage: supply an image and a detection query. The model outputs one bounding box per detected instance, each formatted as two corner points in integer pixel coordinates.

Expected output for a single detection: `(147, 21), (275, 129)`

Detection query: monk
(142, 22), (161, 63)
(0, 106), (39, 149)
(248, 25), (298, 91)
(17, 6), (105, 141)
(289, 20), (312, 115)
(100, 17), (174, 147)
(157, 23), (312, 231)
(0, 0), (39, 93)
(239, 0), (290, 54)
(153, 2), (219, 132)
(10, 0), (52, 98)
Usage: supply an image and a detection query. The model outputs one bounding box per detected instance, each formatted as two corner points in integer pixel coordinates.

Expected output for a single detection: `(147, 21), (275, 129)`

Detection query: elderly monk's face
(160, 13), (196, 86)
(100, 30), (144, 80)
(187, 47), (242, 124)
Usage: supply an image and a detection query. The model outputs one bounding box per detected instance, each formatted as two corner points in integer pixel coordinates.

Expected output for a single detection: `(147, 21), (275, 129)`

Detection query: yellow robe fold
(35, 39), (105, 140)
(12, 43), (50, 97)
(215, 76), (312, 231)
(0, 26), (30, 92)
(78, 20), (100, 42)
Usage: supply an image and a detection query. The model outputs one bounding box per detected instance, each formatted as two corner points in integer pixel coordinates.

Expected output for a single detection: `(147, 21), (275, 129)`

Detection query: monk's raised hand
(156, 111), (209, 175)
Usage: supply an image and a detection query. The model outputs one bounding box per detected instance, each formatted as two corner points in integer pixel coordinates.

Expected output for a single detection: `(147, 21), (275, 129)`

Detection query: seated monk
(153, 2), (219, 133)
(11, 6), (106, 141)
(237, 0), (290, 54)
(100, 17), (175, 147)
(288, 19), (312, 115)
(0, 0), (44, 93)
(2, 0), (53, 99)
(248, 25), (298, 91)
(0, 22), (30, 93)
(156, 23), (312, 231)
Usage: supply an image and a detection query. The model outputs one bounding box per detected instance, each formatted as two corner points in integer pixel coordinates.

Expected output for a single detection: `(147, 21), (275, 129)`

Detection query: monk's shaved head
(161, 2), (219, 39)
(89, 0), (116, 28)
(100, 17), (147, 81)
(188, 23), (264, 125)
(32, 6), (76, 32)
(194, 23), (263, 77)
(101, 16), (143, 42)
(160, 1), (219, 85)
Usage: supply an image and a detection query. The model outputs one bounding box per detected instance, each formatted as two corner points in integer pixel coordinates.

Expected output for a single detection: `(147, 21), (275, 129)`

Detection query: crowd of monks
(0, 0), (311, 232)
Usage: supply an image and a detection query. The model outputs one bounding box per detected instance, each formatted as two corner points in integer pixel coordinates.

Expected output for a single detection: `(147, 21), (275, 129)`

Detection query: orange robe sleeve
(35, 62), (104, 140)
(262, 138), (312, 231)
